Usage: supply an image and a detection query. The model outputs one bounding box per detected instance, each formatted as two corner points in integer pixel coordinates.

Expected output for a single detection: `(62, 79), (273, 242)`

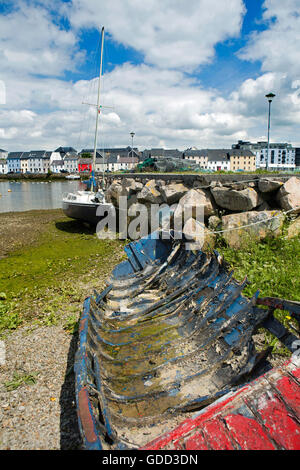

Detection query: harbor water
(0, 180), (84, 213)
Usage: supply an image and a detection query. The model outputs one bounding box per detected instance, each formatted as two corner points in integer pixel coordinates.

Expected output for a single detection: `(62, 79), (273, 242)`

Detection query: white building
(255, 145), (295, 170)
(0, 159), (7, 174)
(50, 160), (65, 173)
(26, 150), (51, 173)
(20, 152), (30, 173)
(206, 150), (231, 171)
(183, 150), (208, 168)
(0, 149), (8, 159)
(64, 156), (78, 173)
(232, 141), (296, 170)
(117, 156), (139, 171)
(49, 151), (62, 164)
(183, 149), (231, 171)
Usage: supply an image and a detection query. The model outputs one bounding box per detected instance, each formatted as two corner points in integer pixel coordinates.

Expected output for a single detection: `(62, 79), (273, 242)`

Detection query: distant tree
(81, 153), (92, 158)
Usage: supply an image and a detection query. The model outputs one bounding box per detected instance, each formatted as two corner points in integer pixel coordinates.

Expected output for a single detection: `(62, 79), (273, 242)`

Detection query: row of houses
(141, 142), (298, 171)
(182, 149), (256, 172)
(0, 147), (141, 174)
(0, 147), (78, 174)
(0, 141), (299, 174)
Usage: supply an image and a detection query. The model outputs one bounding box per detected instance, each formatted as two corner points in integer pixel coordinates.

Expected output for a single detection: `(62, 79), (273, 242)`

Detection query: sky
(0, 0), (300, 152)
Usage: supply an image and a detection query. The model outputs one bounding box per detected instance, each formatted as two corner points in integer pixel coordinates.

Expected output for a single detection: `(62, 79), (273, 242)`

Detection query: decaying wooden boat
(74, 231), (300, 450)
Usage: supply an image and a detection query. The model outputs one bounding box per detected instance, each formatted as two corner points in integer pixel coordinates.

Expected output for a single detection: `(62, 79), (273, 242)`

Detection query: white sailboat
(65, 174), (80, 180)
(62, 27), (113, 225)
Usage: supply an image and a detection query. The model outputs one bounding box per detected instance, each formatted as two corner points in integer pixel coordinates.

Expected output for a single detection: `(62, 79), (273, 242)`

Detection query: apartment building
(229, 149), (256, 171)
(232, 141), (295, 170)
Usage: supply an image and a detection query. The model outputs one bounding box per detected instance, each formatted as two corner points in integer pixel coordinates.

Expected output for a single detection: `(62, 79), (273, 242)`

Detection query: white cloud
(0, 61), (262, 151)
(67, 0), (245, 70)
(239, 0), (300, 77)
(0, 1), (82, 77)
(1, 0), (300, 152)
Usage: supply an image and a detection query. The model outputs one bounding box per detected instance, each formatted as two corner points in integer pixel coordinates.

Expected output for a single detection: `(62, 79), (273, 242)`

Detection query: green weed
(64, 313), (80, 334)
(0, 300), (22, 333)
(216, 233), (300, 355)
(4, 371), (40, 391)
(0, 212), (126, 335)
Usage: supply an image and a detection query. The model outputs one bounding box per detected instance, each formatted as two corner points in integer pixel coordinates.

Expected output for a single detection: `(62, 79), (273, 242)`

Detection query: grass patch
(0, 211), (126, 336)
(4, 371), (40, 391)
(0, 300), (22, 332)
(215, 232), (300, 355)
(64, 313), (80, 334)
(216, 234), (300, 302)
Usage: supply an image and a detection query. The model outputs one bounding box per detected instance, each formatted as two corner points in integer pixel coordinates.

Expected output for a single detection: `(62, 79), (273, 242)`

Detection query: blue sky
(0, 0), (300, 151)
(67, 0), (266, 87)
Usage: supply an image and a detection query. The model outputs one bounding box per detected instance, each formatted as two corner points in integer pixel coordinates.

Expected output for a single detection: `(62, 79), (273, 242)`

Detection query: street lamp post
(130, 132), (135, 168)
(265, 92), (276, 171)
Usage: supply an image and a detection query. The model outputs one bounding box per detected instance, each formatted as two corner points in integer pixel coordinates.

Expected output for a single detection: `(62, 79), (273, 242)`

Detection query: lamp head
(265, 92), (276, 102)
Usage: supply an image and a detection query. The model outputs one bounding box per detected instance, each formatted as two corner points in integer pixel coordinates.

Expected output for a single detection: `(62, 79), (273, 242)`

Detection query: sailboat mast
(91, 26), (104, 192)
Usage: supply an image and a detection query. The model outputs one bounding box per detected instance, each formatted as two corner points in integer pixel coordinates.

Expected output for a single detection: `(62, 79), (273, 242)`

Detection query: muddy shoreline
(0, 209), (65, 258)
(0, 209), (126, 449)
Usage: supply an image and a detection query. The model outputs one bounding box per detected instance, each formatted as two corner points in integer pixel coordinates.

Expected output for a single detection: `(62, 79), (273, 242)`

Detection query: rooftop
(8, 152), (23, 159)
(55, 146), (77, 154)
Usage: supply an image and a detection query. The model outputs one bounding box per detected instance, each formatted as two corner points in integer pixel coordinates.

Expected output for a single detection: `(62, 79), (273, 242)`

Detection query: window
(271, 150), (275, 164)
(282, 151), (286, 164)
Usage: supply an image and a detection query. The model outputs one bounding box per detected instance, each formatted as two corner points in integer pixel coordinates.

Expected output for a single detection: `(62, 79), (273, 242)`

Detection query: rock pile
(104, 176), (300, 248)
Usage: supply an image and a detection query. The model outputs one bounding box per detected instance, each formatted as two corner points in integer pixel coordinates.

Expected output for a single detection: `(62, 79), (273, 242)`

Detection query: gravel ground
(0, 326), (81, 450)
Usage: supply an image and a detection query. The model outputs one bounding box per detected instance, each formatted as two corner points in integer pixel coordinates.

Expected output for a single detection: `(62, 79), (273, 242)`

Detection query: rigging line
(103, 30), (116, 113)
(206, 206), (300, 235)
(76, 31), (103, 153)
(82, 39), (101, 151)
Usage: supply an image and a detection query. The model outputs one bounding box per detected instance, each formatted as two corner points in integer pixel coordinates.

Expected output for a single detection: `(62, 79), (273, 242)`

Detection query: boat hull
(65, 175), (80, 180)
(62, 200), (112, 225)
(73, 231), (300, 449)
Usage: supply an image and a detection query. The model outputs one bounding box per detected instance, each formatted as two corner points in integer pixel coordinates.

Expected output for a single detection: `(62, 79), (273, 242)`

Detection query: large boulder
(106, 179), (145, 206)
(126, 202), (150, 240)
(122, 178), (144, 194)
(211, 187), (262, 212)
(160, 182), (189, 204)
(136, 179), (163, 204)
(105, 180), (123, 205)
(221, 210), (284, 248)
(258, 178), (284, 193)
(287, 216), (300, 239)
(276, 177), (300, 213)
(173, 189), (215, 225)
(183, 217), (216, 251)
(195, 189), (216, 217)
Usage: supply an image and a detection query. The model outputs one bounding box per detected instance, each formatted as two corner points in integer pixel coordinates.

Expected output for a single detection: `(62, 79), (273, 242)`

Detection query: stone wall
(104, 175), (300, 248)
